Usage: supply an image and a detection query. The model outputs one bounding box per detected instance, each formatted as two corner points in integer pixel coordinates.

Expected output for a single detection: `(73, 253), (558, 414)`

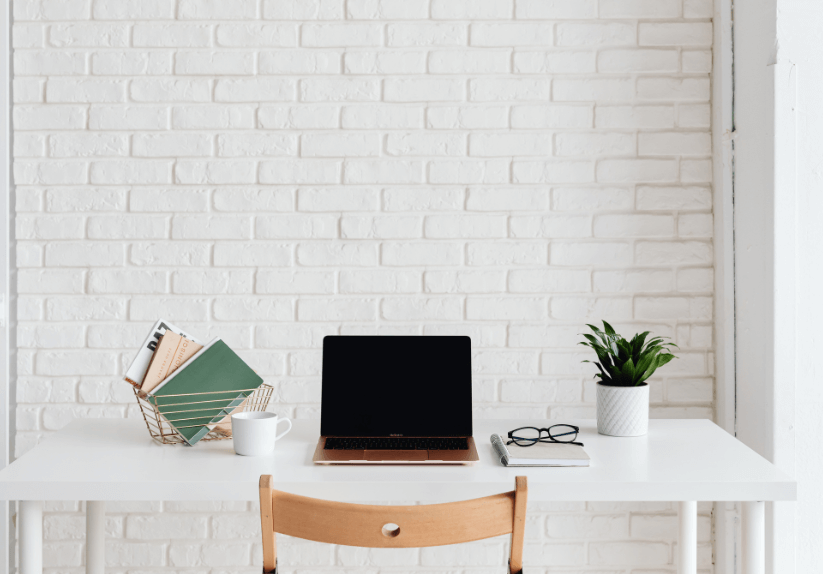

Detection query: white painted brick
(470, 78), (550, 101)
(16, 189), (43, 212)
(684, 0), (713, 18)
(471, 23), (553, 46)
(547, 514), (628, 539)
(213, 243), (292, 266)
(302, 133), (380, 157)
(427, 105), (508, 129)
(345, 160), (424, 184)
(386, 132), (465, 157)
(470, 133), (551, 157)
(172, 215), (251, 239)
(303, 24), (382, 47)
(92, 0), (175, 19)
(260, 106), (338, 130)
(173, 270), (253, 294)
(467, 188), (547, 211)
(597, 159), (678, 183)
(257, 271), (334, 294)
(635, 241), (713, 265)
(301, 78), (380, 102)
(382, 242), (462, 266)
(467, 242), (547, 266)
(668, 378), (713, 401)
(14, 51), (86, 76)
(600, 0), (680, 18)
(429, 159), (509, 184)
(16, 215), (84, 240)
(133, 133), (213, 158)
(13, 24), (44, 48)
(638, 78), (711, 101)
(551, 242), (632, 266)
(215, 78), (295, 103)
(681, 158), (713, 182)
(46, 188), (126, 213)
(348, 0), (427, 19)
(467, 297), (547, 321)
(556, 22), (636, 46)
(16, 243), (43, 267)
(517, 51), (595, 75)
(387, 23), (467, 47)
(218, 133), (296, 157)
(297, 242), (378, 266)
(90, 160), (172, 185)
(594, 269), (674, 292)
(131, 242), (210, 266)
(343, 105), (423, 129)
(256, 214), (337, 239)
(596, 105), (674, 128)
(381, 297), (462, 321)
(424, 270), (505, 294)
(15, 0), (90, 21)
(556, 132), (634, 157)
(341, 215), (422, 238)
(430, 50), (510, 74)
(214, 188), (291, 212)
(679, 213), (713, 237)
(13, 79), (44, 103)
(260, 160), (341, 184)
(133, 24), (213, 47)
(383, 187), (464, 211)
(173, 106), (255, 130)
(298, 187), (378, 211)
(131, 298), (209, 322)
(551, 296), (632, 321)
(297, 299), (377, 322)
(433, 0), (512, 19)
(637, 185), (712, 210)
(88, 215), (167, 239)
(14, 134), (46, 157)
(88, 270), (166, 294)
(176, 160), (256, 184)
(215, 24), (297, 47)
(598, 49), (679, 73)
(15, 106), (87, 131)
(635, 296), (713, 320)
(511, 105), (592, 129)
(509, 269), (591, 293)
(641, 23), (713, 46)
(509, 215), (592, 238)
(425, 214), (507, 238)
(45, 243), (123, 267)
(682, 49), (712, 73)
(89, 106), (169, 130)
(92, 52), (172, 75)
(678, 268), (714, 292)
(256, 324), (337, 348)
(46, 297), (127, 321)
(346, 51), (426, 74)
(385, 78), (465, 102)
(50, 23), (128, 48)
(513, 160), (595, 184)
(263, 0), (344, 19)
(46, 79), (125, 104)
(175, 51), (254, 75)
(18, 270), (84, 294)
(554, 78), (634, 102)
(594, 214), (675, 237)
(130, 79), (211, 103)
(14, 160), (88, 185)
(178, 0), (256, 19)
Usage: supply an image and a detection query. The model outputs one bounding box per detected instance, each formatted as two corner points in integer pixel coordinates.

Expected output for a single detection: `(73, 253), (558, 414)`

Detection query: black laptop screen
(320, 336), (472, 437)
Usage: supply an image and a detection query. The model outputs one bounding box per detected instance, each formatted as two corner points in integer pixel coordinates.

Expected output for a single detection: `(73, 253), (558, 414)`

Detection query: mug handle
(275, 417), (292, 442)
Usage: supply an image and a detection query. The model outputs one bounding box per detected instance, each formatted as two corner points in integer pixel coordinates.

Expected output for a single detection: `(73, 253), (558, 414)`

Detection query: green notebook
(149, 339), (263, 446)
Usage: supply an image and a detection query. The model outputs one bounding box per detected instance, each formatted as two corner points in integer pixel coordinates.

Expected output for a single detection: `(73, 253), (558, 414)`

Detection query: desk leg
(19, 501), (43, 574)
(742, 501), (765, 574)
(677, 501), (697, 574)
(86, 501), (105, 574)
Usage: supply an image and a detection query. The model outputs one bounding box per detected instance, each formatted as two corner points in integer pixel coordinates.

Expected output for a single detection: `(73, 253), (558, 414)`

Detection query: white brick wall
(12, 0), (714, 571)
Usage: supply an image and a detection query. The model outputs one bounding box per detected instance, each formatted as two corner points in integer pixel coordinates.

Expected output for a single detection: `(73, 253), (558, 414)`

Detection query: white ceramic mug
(231, 412), (292, 456)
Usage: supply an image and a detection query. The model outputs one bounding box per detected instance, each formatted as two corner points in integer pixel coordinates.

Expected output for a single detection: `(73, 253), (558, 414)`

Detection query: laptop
(312, 335), (480, 465)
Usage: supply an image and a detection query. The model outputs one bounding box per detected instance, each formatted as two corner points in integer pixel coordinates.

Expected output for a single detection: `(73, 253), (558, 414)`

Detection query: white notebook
(490, 433), (590, 467)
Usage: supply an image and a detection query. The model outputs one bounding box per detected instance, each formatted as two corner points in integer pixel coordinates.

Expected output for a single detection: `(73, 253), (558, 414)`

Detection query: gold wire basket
(134, 384), (275, 445)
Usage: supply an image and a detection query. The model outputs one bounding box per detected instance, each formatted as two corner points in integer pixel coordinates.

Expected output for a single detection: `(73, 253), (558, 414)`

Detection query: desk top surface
(0, 418), (795, 502)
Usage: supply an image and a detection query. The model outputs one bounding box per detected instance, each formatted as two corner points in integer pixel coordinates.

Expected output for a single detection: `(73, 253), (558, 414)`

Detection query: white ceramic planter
(596, 383), (649, 437)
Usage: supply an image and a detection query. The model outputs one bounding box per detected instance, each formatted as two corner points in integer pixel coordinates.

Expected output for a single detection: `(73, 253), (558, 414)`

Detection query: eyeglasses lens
(548, 425), (578, 442)
(511, 427), (541, 445)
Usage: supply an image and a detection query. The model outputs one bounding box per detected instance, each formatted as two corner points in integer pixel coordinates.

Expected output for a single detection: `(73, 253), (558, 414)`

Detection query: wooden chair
(259, 475), (527, 574)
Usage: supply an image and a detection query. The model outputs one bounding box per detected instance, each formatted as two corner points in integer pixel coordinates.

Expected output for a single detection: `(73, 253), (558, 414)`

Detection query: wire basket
(134, 384), (275, 445)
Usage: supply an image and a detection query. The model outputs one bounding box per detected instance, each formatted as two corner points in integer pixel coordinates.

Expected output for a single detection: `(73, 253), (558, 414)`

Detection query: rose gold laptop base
(312, 436), (480, 465)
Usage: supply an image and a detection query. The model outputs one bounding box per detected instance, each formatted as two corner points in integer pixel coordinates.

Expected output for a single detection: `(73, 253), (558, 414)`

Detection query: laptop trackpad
(364, 450), (428, 461)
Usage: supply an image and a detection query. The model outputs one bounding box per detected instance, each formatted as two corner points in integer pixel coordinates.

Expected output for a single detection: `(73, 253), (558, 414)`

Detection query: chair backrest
(259, 475), (527, 573)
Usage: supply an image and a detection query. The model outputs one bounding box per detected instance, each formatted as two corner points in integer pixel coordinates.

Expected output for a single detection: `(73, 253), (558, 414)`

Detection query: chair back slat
(270, 489), (516, 548)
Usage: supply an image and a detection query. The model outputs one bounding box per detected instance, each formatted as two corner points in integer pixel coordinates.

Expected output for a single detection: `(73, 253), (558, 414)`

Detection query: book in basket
(149, 338), (263, 446)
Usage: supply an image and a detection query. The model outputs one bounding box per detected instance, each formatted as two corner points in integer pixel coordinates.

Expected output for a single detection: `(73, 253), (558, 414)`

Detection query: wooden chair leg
(259, 475), (277, 573)
(509, 476), (527, 574)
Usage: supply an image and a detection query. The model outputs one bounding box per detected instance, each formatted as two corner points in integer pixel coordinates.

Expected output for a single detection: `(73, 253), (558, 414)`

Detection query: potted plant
(579, 321), (677, 437)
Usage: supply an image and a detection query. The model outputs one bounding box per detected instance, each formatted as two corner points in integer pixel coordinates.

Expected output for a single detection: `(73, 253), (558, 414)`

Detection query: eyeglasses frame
(506, 424), (584, 447)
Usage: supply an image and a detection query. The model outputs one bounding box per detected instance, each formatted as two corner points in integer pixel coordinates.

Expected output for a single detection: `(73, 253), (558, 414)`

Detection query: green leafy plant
(579, 321), (677, 387)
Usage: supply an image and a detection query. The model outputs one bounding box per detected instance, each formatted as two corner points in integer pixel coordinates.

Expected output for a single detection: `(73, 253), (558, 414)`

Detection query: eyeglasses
(507, 424), (583, 447)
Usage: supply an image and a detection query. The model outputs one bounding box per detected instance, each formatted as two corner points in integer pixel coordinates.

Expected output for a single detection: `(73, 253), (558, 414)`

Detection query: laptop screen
(320, 336), (472, 437)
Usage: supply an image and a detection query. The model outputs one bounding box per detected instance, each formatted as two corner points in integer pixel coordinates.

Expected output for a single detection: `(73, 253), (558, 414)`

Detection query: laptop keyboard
(324, 437), (469, 450)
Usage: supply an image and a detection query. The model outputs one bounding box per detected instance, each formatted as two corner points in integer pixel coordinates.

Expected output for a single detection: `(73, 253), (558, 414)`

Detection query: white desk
(0, 418), (795, 574)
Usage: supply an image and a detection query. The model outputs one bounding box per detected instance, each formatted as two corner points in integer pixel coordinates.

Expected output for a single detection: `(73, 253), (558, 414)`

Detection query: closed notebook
(150, 339), (263, 446)
(141, 331), (203, 394)
(490, 433), (590, 467)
